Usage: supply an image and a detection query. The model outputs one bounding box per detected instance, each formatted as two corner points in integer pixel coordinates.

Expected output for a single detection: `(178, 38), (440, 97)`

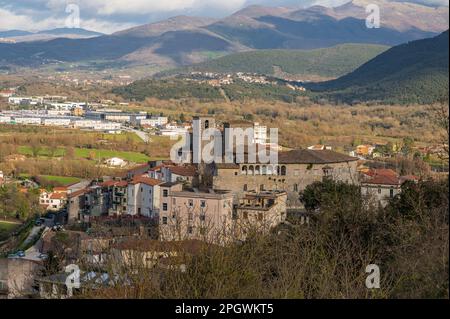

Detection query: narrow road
(124, 127), (151, 143)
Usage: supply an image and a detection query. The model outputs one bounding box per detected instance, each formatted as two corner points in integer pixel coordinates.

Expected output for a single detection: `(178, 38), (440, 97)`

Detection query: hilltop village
(0, 93), (447, 299)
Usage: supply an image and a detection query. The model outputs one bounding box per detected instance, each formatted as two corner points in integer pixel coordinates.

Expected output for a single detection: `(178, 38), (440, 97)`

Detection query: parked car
(16, 251), (25, 258)
(38, 253), (48, 260)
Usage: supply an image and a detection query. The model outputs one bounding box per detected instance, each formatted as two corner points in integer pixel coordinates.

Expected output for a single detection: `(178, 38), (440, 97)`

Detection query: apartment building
(127, 176), (162, 218)
(158, 183), (235, 245)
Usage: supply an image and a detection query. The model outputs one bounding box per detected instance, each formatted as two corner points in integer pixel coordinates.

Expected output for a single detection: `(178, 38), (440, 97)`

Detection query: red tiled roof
(364, 169), (398, 178)
(130, 176), (162, 187)
(363, 175), (400, 186)
(168, 165), (197, 177)
(50, 193), (67, 200)
(68, 189), (88, 198)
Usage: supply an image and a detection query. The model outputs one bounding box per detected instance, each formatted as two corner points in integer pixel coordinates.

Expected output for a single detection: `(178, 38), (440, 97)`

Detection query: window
(188, 226), (193, 234)
(378, 188), (382, 194)
(140, 187), (143, 192)
(243, 184), (248, 191)
(260, 184), (264, 191)
(162, 203), (168, 211)
(163, 189), (169, 197)
(390, 188), (394, 198)
(200, 200), (206, 208)
(200, 214), (206, 222)
(281, 166), (287, 176)
(162, 217), (168, 225)
(294, 184), (298, 192)
(188, 200), (194, 207)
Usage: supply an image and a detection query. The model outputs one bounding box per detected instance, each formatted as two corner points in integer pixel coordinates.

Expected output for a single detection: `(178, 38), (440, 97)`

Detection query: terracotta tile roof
(168, 165), (197, 177)
(68, 189), (88, 198)
(363, 175), (400, 186)
(130, 176), (162, 187)
(364, 169), (398, 178)
(50, 193), (67, 200)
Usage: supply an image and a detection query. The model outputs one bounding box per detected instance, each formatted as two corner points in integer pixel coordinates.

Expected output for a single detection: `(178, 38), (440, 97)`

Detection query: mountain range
(308, 30), (449, 104)
(0, 28), (104, 43)
(0, 0), (447, 69)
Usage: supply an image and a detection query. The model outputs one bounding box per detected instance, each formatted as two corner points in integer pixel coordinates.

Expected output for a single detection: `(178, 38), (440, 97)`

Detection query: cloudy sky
(0, 0), (448, 33)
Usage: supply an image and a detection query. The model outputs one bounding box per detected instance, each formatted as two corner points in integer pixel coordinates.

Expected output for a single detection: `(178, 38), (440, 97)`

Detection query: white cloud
(0, 0), (448, 33)
(77, 0), (247, 15)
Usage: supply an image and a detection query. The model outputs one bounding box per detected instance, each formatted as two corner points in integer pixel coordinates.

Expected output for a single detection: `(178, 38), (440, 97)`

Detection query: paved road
(124, 127), (151, 143)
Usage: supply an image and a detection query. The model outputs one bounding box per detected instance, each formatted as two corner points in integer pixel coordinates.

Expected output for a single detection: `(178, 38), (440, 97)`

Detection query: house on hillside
(105, 157), (127, 168)
(361, 169), (419, 207)
(39, 190), (68, 212)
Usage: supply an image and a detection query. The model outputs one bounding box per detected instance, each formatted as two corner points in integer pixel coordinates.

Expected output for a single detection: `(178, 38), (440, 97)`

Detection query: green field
(40, 175), (82, 185)
(74, 148), (150, 163)
(18, 145), (151, 163)
(19, 174), (82, 186)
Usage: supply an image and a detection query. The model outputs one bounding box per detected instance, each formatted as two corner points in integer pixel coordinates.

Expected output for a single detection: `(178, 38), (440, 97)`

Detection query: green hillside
(309, 31), (449, 104)
(112, 78), (306, 103)
(157, 44), (389, 79)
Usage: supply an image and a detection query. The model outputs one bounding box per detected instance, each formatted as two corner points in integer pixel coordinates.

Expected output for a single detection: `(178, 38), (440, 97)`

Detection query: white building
(73, 120), (102, 128)
(39, 191), (67, 211)
(13, 117), (42, 125)
(139, 117), (169, 127)
(43, 118), (72, 127)
(8, 96), (43, 105)
(105, 157), (127, 167)
(126, 176), (162, 218)
(0, 116), (11, 123)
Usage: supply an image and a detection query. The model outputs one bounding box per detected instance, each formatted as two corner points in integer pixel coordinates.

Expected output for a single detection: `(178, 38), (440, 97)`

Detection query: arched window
(262, 165), (267, 175)
(242, 166), (248, 175)
(248, 166), (254, 176)
(267, 165), (273, 175)
(204, 120), (210, 129)
(276, 166), (280, 176)
(255, 165), (261, 175)
(281, 166), (287, 176)
(293, 184), (298, 192)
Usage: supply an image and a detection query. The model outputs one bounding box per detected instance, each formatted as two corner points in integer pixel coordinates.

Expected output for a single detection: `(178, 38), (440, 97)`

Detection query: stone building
(234, 191), (287, 241)
(200, 149), (359, 208)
